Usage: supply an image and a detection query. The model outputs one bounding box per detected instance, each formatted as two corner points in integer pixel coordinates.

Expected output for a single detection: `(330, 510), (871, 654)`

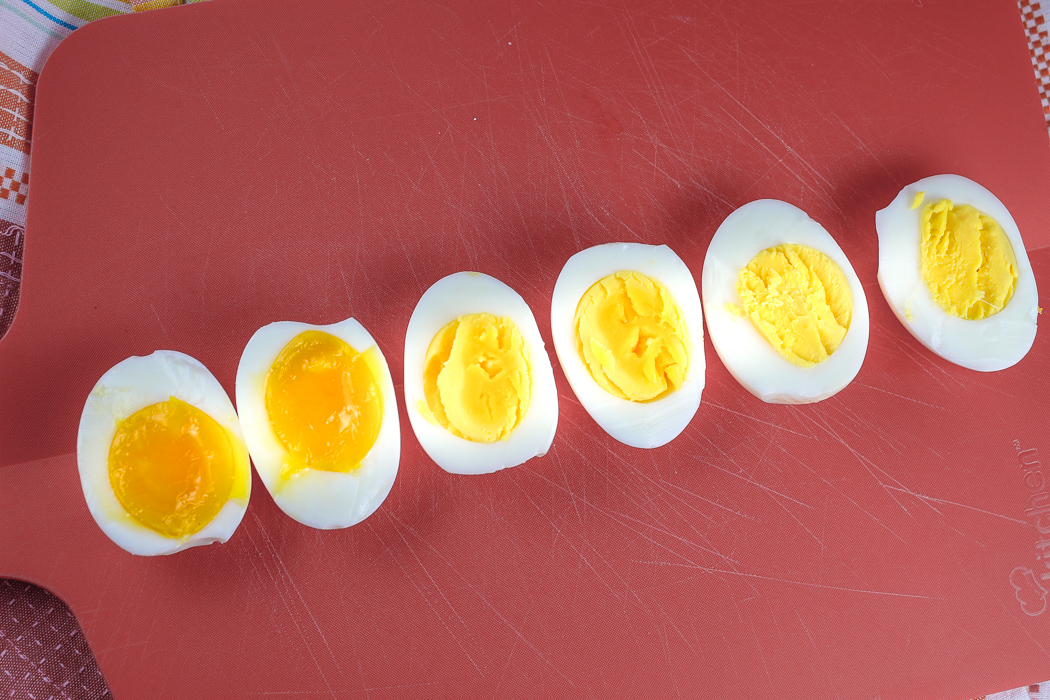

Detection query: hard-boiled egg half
(550, 243), (704, 449)
(702, 200), (869, 404)
(875, 174), (1038, 371)
(77, 350), (251, 556)
(404, 272), (558, 475)
(236, 318), (399, 529)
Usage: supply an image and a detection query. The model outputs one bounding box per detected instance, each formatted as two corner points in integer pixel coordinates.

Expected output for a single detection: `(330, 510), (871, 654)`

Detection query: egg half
(550, 243), (704, 448)
(875, 174), (1038, 371)
(702, 200), (869, 404)
(77, 350), (251, 556)
(236, 318), (400, 529)
(404, 271), (558, 475)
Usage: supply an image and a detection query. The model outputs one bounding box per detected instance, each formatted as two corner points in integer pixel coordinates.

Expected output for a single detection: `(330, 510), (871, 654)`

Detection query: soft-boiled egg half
(875, 175), (1038, 371)
(236, 318), (400, 529)
(702, 200), (869, 404)
(77, 350), (252, 556)
(550, 243), (704, 448)
(404, 272), (558, 475)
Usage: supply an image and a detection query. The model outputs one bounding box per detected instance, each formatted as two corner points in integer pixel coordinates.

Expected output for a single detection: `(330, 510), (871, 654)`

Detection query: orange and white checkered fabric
(1021, 0), (1050, 124)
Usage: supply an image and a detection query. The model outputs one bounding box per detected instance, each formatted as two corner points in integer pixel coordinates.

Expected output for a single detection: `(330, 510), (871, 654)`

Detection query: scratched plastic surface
(1, 0), (1049, 697)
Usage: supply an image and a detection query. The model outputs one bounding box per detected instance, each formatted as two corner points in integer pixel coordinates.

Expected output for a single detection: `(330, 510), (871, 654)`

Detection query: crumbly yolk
(735, 244), (852, 367)
(108, 397), (242, 540)
(920, 199), (1018, 320)
(574, 271), (690, 402)
(422, 313), (532, 443)
(265, 330), (382, 478)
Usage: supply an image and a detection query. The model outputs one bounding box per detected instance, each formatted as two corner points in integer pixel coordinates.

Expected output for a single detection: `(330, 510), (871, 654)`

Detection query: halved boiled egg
(550, 243), (704, 448)
(404, 272), (558, 475)
(875, 174), (1038, 371)
(236, 318), (399, 529)
(77, 350), (251, 556)
(702, 200), (869, 404)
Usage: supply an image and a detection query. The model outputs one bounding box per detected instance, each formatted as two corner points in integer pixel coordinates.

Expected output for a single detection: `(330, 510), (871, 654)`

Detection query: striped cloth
(1, 1), (1049, 698)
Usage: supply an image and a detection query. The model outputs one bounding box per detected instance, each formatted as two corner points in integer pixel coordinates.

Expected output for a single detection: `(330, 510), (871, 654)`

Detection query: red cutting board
(3, 0), (1050, 697)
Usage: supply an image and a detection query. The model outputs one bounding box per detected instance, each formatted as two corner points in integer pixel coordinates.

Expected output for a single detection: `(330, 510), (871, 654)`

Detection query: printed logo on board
(1013, 442), (1050, 616)
(1010, 566), (1048, 616)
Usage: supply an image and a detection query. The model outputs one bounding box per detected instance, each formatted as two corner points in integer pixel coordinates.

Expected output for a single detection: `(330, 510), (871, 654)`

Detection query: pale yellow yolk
(422, 313), (532, 443)
(573, 271), (690, 402)
(920, 199), (1018, 320)
(265, 330), (382, 478)
(109, 397), (243, 540)
(736, 244), (852, 367)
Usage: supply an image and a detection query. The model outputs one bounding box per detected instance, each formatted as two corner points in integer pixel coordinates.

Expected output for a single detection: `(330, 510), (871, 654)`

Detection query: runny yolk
(573, 271), (690, 402)
(108, 396), (238, 540)
(265, 330), (382, 478)
(735, 244), (853, 367)
(422, 313), (532, 443)
(920, 199), (1018, 320)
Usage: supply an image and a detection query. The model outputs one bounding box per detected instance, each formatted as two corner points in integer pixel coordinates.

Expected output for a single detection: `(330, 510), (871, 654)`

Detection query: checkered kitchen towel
(1, 1), (1049, 698)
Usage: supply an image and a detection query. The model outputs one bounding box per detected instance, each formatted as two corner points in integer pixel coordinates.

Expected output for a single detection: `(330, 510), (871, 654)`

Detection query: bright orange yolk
(264, 330), (382, 478)
(108, 397), (237, 540)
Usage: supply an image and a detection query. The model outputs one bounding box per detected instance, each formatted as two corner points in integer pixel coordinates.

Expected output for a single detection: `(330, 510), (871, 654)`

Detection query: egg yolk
(574, 271), (690, 402)
(265, 330), (382, 478)
(920, 199), (1018, 320)
(735, 244), (852, 367)
(422, 313), (532, 443)
(109, 397), (240, 540)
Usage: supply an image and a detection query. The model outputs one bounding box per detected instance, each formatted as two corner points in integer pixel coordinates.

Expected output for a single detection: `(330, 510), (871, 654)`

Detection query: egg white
(77, 350), (251, 556)
(702, 200), (869, 404)
(236, 318), (400, 529)
(404, 272), (558, 475)
(550, 243), (705, 449)
(875, 174), (1039, 372)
